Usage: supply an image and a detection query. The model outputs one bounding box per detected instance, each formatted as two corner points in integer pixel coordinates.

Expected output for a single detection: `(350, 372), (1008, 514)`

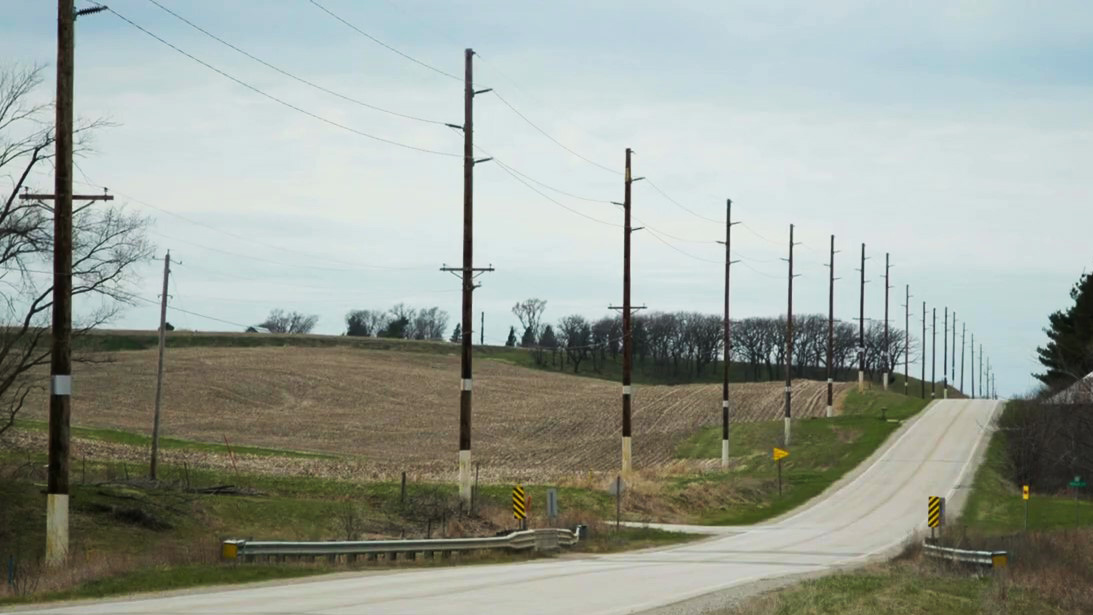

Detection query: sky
(3, 0), (1093, 397)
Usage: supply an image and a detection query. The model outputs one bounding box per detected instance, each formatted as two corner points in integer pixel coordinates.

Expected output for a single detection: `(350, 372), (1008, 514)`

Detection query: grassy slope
(959, 429), (1093, 532)
(14, 419), (337, 459)
(671, 389), (931, 525)
(0, 447), (694, 606)
(716, 402), (1093, 615)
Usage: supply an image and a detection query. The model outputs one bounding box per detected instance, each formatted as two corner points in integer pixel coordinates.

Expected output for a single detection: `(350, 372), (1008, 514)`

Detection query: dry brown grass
(22, 347), (850, 481)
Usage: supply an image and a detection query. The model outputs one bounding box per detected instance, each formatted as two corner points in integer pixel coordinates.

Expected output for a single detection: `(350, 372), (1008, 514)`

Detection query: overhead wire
(142, 0), (450, 126)
(306, 0), (463, 82)
(72, 180), (433, 272)
(95, 3), (460, 157)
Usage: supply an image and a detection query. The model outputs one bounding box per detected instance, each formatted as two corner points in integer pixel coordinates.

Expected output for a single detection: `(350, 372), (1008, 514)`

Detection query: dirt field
(21, 347), (851, 480)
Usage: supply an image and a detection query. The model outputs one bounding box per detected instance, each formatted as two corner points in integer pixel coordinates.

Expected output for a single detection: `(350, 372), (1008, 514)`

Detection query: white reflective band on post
(51, 375), (72, 396)
(722, 401), (729, 409)
(622, 385), (633, 395)
(785, 386), (792, 393)
(460, 379), (472, 391)
(827, 378), (833, 384)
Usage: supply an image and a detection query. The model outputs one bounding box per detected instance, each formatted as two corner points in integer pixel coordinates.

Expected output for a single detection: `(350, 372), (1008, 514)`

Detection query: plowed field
(22, 347), (851, 480)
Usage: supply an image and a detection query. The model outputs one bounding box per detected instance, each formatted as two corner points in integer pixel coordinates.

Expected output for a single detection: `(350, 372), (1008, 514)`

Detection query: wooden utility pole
(931, 308), (937, 398)
(942, 307), (948, 399)
(951, 311), (957, 385)
(441, 49), (493, 505)
(883, 253), (890, 391)
(32, 0), (109, 566)
(783, 225), (799, 446)
(480, 311), (484, 345)
(921, 302), (926, 399)
(610, 148), (644, 477)
(983, 340), (992, 399)
(857, 243), (866, 393)
(983, 353), (988, 399)
(961, 323), (966, 395)
(970, 333), (975, 399)
(47, 0), (74, 566)
(150, 251), (171, 481)
(904, 285), (910, 395)
(717, 199), (739, 467)
(826, 234), (836, 418)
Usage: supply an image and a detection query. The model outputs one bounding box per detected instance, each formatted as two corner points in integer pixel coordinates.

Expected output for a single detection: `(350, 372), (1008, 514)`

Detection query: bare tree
(260, 309), (318, 334)
(1, 64), (151, 439)
(512, 298), (547, 346)
(410, 306), (449, 340)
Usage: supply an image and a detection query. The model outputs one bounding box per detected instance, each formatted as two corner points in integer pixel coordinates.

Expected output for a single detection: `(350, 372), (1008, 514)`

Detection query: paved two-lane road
(13, 399), (999, 615)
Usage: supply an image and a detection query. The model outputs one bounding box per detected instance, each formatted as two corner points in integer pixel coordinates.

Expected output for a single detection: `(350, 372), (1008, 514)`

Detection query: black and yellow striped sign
(928, 496), (944, 528)
(513, 485), (527, 520)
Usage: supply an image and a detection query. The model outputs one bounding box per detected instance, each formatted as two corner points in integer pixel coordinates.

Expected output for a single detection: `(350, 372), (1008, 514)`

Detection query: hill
(21, 345), (854, 480)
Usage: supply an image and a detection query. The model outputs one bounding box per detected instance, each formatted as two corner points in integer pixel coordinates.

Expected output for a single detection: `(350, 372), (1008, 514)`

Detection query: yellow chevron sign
(928, 496), (944, 528)
(1023, 485), (1029, 500)
(513, 485), (527, 520)
(773, 447), (789, 461)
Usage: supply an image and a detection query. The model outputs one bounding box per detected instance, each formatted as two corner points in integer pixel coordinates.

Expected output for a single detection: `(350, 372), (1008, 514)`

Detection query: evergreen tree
(1036, 271), (1093, 388)
(520, 325), (537, 347)
(450, 323), (461, 343)
(505, 325), (517, 347)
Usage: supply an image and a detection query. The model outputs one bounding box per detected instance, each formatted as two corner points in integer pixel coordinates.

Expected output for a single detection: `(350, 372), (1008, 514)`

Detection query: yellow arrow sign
(1022, 485), (1029, 500)
(773, 447), (789, 461)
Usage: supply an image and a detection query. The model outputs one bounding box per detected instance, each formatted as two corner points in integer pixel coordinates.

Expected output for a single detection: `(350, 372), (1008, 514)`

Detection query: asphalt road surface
(14, 399), (1000, 615)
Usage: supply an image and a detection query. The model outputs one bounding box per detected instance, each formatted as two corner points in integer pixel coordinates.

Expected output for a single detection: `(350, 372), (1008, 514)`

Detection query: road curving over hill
(15, 399), (999, 615)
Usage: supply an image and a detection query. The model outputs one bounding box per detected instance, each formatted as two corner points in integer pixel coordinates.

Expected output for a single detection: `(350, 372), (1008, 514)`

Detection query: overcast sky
(4, 0), (1093, 396)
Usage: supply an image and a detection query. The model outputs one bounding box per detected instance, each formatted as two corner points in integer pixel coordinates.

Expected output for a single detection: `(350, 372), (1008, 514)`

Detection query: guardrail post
(388, 551), (397, 562)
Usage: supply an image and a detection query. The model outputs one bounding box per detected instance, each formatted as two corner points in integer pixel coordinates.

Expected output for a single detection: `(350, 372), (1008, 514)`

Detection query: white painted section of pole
(858, 370), (864, 392)
(622, 436), (632, 476)
(882, 372), (889, 391)
(458, 449), (472, 503)
(622, 385), (632, 395)
(944, 388), (948, 399)
(826, 404), (833, 418)
(721, 439), (729, 468)
(46, 493), (68, 566)
(50, 375), (72, 396)
(460, 379), (473, 391)
(784, 417), (792, 447)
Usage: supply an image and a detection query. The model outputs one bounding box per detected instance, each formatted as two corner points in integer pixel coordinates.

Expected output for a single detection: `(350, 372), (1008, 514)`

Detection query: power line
(307, 0), (463, 82)
(488, 90), (619, 176)
(97, 4), (460, 157)
(643, 227), (721, 264)
(490, 159), (621, 228)
(151, 229), (430, 273)
(74, 180), (429, 272)
(644, 179), (725, 225)
(143, 0), (449, 126)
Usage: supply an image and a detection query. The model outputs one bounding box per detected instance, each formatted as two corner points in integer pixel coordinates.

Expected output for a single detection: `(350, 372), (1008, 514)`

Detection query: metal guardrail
(222, 528), (578, 562)
(923, 541), (1008, 568)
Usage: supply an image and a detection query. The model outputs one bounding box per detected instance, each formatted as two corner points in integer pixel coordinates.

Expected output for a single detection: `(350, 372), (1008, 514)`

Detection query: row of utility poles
(443, 45), (1005, 486)
(41, 30), (1003, 567)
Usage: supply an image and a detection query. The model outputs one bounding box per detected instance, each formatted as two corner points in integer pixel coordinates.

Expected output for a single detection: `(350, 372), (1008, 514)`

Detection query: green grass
(960, 422), (1093, 533)
(14, 420), (337, 459)
(0, 564), (333, 607)
(709, 559), (1053, 615)
(672, 389), (931, 525)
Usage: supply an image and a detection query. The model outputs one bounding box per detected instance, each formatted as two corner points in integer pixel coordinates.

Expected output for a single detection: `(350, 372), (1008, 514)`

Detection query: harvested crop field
(21, 347), (851, 480)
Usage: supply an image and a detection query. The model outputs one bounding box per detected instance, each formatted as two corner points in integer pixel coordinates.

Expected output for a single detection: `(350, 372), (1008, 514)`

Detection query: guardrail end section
(222, 540), (243, 560)
(991, 553), (1008, 569)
